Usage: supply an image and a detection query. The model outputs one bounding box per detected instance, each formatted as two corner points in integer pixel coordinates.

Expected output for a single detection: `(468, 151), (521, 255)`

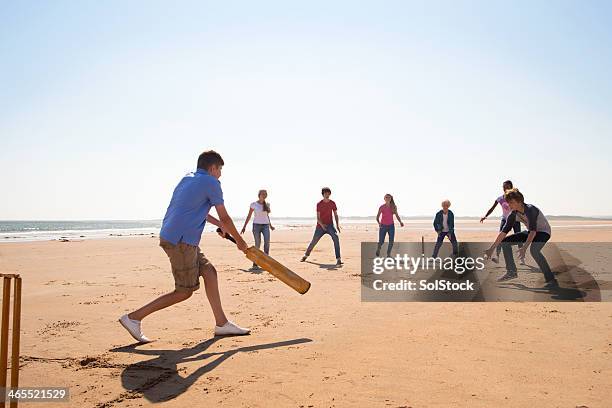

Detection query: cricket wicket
(0, 274), (22, 408)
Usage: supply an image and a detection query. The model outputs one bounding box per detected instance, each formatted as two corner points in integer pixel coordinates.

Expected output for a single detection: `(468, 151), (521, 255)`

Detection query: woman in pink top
(375, 194), (404, 257)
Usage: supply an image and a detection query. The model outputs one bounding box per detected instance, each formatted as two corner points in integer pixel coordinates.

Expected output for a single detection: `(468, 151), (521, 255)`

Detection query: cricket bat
(216, 228), (311, 294)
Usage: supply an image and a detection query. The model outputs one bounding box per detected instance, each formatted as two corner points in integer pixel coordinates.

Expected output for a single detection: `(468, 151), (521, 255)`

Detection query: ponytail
(390, 197), (397, 214)
(386, 194), (398, 214)
(258, 189), (270, 213)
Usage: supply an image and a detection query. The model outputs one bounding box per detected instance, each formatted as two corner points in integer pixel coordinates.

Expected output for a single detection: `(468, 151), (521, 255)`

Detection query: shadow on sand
(109, 337), (313, 403)
(238, 267), (264, 274)
(499, 282), (587, 300)
(305, 260), (341, 270)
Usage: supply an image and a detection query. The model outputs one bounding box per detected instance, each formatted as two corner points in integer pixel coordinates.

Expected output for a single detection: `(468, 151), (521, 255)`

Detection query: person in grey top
(485, 188), (558, 289)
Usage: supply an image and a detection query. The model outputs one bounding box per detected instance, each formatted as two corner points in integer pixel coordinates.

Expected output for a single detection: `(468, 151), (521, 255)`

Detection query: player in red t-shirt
(301, 187), (343, 266)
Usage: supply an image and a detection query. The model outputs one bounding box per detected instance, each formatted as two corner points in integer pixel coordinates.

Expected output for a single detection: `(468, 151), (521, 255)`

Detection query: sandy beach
(1, 221), (611, 407)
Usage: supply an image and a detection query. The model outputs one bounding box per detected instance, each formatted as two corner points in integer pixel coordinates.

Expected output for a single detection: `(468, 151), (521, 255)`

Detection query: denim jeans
(501, 231), (555, 282)
(432, 231), (458, 257)
(253, 223), (270, 255)
(376, 224), (395, 256)
(496, 218), (522, 257)
(305, 225), (341, 259)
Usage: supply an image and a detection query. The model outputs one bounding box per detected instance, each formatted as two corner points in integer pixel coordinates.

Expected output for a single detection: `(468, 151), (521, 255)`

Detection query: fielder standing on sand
(375, 193), (404, 258)
(432, 199), (459, 258)
(119, 150), (251, 343)
(301, 187), (343, 266)
(240, 189), (275, 270)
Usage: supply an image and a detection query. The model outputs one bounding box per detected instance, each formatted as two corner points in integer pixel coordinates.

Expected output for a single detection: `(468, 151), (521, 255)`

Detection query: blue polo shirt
(159, 169), (224, 246)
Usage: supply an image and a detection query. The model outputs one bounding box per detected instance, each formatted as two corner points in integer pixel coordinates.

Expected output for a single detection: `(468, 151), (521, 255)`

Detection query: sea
(1, 218), (610, 242)
(0, 218), (331, 242)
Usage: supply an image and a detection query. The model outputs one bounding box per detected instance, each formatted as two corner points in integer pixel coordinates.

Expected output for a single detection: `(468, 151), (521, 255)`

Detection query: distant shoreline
(2, 218), (612, 243)
(2, 215), (611, 223)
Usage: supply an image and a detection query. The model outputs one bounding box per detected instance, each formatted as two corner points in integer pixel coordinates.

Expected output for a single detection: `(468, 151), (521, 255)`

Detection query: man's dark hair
(197, 150), (224, 170)
(321, 187), (331, 195)
(503, 180), (513, 189)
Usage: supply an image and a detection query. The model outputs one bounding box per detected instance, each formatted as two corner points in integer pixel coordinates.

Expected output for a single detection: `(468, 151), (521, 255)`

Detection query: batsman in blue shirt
(119, 150), (252, 342)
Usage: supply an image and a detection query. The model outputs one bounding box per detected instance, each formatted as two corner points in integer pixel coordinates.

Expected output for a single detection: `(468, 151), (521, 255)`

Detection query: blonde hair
(504, 188), (524, 204)
(441, 199), (451, 207)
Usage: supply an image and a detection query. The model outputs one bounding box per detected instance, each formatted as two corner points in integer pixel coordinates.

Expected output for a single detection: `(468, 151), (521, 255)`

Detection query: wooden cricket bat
(216, 228), (311, 294)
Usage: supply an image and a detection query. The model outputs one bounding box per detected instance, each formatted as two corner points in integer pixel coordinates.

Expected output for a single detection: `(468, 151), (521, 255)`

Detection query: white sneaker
(119, 314), (152, 343)
(214, 321), (251, 336)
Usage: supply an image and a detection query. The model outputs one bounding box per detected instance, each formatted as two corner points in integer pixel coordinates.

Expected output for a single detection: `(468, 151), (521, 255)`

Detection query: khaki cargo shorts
(159, 238), (211, 292)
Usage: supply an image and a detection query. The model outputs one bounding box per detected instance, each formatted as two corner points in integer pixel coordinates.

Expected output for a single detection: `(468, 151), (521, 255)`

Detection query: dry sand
(1, 221), (611, 407)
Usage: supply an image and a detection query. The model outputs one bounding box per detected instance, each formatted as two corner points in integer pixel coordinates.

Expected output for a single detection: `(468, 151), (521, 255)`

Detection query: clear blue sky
(1, 0), (611, 219)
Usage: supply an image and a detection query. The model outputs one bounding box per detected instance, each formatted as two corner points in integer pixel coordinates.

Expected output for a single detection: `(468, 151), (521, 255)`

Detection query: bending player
(480, 180), (524, 264)
(484, 188), (558, 288)
(119, 150), (251, 343)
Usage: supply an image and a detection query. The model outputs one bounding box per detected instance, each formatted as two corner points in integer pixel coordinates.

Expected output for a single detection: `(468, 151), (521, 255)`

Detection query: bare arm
(395, 210), (404, 227)
(215, 204), (248, 251)
(207, 214), (222, 228)
(376, 208), (382, 225)
(267, 212), (275, 230)
(241, 207), (254, 234)
(485, 231), (508, 258)
(334, 209), (341, 232)
(481, 201), (498, 223)
(518, 231), (536, 257)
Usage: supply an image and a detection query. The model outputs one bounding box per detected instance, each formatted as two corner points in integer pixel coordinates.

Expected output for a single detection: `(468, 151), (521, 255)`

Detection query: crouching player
(484, 189), (558, 289)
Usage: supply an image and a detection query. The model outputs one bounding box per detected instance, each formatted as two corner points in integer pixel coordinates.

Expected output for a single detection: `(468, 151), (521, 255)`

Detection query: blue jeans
(501, 231), (554, 282)
(253, 223), (270, 255)
(305, 225), (341, 260)
(376, 224), (395, 256)
(432, 231), (458, 257)
(497, 218), (521, 257)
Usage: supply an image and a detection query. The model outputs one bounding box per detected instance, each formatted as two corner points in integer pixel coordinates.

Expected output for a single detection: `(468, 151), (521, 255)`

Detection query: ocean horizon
(1, 216), (611, 242)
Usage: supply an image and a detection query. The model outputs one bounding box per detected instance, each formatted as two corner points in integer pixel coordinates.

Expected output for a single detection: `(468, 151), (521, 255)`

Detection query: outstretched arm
(207, 215), (226, 238)
(518, 211), (538, 258)
(215, 204), (248, 251)
(241, 208), (254, 234)
(485, 231), (508, 258)
(484, 212), (517, 258)
(480, 201), (498, 223)
(207, 214), (222, 228)
(518, 231), (536, 258)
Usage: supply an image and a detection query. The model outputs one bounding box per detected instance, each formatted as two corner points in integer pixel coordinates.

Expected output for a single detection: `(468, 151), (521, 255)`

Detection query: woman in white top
(241, 190), (275, 269)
